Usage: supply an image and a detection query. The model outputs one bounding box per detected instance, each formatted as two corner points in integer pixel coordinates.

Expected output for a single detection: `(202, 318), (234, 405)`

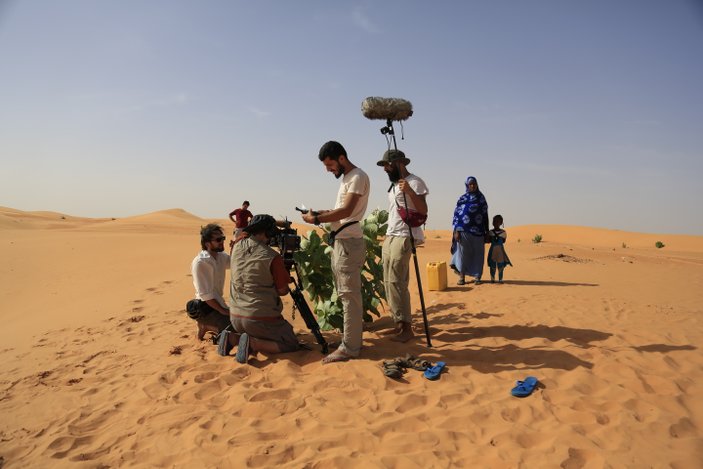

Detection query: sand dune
(1, 208), (702, 467)
(0, 206), (112, 230)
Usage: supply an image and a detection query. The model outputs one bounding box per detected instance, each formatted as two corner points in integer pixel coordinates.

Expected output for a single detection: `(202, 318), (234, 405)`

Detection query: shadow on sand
(438, 324), (612, 347)
(633, 344), (697, 353)
(500, 279), (598, 287)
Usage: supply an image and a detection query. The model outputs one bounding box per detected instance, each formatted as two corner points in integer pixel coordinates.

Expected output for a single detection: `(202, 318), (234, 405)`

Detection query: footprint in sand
(669, 417), (697, 438)
(560, 448), (604, 468)
(194, 371), (219, 383)
(248, 388), (294, 402)
(500, 406), (521, 423)
(47, 435), (95, 459)
(394, 393), (428, 413)
(193, 380), (226, 401)
(515, 431), (551, 449)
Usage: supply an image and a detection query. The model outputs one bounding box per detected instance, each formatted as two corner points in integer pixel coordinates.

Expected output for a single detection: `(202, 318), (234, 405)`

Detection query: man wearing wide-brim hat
(377, 149), (429, 343)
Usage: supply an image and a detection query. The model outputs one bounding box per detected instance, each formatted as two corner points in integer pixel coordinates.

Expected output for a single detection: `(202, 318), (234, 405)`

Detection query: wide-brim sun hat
(376, 149), (411, 166)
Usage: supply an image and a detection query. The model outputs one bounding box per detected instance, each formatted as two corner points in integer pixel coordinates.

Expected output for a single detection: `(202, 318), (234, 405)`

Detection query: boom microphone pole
(361, 97), (432, 347)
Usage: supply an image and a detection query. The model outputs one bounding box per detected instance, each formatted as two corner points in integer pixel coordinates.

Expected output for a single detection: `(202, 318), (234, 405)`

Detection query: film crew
(226, 214), (300, 364)
(377, 149), (429, 343)
(301, 141), (370, 364)
(187, 224), (232, 340)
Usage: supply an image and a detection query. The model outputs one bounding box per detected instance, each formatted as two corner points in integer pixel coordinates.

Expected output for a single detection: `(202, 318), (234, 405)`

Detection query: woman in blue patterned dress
(450, 176), (489, 285)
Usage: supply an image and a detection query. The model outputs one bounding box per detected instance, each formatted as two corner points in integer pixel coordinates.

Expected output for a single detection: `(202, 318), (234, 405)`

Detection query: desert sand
(1, 206), (702, 468)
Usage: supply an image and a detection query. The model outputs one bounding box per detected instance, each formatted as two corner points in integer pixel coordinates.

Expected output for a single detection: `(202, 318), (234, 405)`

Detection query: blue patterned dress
(450, 177), (489, 279)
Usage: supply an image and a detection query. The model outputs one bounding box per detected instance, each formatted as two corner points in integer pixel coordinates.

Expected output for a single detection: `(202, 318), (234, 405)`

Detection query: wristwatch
(313, 215), (320, 225)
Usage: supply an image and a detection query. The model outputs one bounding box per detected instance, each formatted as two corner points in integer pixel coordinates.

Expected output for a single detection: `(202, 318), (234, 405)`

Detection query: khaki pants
(382, 236), (412, 324)
(331, 237), (365, 357)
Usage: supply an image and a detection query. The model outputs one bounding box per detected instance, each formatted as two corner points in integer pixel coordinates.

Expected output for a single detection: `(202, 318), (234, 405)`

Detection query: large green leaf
(294, 209), (389, 331)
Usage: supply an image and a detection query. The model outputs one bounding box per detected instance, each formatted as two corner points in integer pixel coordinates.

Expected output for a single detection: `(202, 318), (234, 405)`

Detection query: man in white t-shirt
(377, 149), (429, 343)
(190, 224), (232, 340)
(301, 141), (370, 364)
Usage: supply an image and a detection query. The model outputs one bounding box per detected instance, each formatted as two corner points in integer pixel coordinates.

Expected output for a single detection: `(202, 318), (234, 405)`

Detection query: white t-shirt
(191, 250), (230, 309)
(386, 173), (429, 243)
(332, 167), (370, 239)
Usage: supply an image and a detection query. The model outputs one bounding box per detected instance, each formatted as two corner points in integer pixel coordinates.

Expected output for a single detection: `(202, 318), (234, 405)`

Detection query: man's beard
(212, 245), (225, 253)
(334, 167), (345, 179)
(386, 166), (401, 183)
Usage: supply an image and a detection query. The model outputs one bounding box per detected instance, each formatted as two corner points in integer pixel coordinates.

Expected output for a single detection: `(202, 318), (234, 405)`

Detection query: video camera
(271, 221), (301, 270)
(270, 217), (328, 354)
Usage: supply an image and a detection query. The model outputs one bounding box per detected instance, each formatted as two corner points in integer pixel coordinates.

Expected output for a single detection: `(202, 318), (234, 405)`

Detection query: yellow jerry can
(426, 261), (447, 291)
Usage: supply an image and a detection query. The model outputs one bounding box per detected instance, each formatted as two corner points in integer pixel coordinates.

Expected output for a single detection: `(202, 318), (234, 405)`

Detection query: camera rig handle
(295, 207), (319, 216)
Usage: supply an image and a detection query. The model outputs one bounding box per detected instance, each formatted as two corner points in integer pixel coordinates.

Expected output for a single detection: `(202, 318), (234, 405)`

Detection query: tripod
(288, 262), (329, 354)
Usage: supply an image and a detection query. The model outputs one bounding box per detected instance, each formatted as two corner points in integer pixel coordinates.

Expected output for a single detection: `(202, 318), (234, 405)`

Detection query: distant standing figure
(229, 201), (253, 239)
(450, 176), (489, 285)
(487, 214), (512, 283)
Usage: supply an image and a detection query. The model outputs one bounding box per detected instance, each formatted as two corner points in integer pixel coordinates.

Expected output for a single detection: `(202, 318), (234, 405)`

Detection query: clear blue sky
(1, 1), (702, 234)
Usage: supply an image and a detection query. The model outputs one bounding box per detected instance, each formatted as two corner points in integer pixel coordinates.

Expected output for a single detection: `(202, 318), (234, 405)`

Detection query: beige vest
(229, 237), (283, 319)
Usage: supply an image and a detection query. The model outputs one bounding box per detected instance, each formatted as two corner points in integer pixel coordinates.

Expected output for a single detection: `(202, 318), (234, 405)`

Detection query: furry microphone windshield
(361, 97), (413, 121)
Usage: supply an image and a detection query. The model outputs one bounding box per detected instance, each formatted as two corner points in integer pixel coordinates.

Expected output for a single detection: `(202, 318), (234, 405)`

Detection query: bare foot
(197, 322), (219, 341)
(390, 328), (415, 343)
(321, 349), (353, 364)
(389, 322), (415, 343)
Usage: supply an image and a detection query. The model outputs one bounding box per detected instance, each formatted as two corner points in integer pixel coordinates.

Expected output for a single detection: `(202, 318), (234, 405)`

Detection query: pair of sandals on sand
(381, 354), (446, 380)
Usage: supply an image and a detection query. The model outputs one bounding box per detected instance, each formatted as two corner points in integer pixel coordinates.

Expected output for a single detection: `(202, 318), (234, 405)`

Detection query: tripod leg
(411, 249), (432, 347)
(290, 288), (329, 354)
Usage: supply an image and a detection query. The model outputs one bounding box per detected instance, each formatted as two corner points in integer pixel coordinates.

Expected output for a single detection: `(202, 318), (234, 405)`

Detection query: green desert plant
(532, 234), (543, 244)
(655, 241), (665, 249)
(294, 209), (388, 331)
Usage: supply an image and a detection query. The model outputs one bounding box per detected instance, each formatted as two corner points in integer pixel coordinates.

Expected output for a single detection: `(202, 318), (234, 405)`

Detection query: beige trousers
(382, 236), (412, 324)
(331, 238), (366, 357)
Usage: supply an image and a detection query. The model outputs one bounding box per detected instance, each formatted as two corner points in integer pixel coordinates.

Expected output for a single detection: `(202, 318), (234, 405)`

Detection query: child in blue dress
(487, 214), (512, 283)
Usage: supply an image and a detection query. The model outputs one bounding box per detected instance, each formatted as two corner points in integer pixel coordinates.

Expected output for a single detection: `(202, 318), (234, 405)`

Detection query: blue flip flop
(216, 329), (232, 356)
(236, 333), (250, 364)
(423, 361), (446, 380)
(511, 376), (538, 397)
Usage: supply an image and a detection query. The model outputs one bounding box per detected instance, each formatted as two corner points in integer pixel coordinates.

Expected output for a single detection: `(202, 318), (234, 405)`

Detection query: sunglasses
(212, 236), (226, 242)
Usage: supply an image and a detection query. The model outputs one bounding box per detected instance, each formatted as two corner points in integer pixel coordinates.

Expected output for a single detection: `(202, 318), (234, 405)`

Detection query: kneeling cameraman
(228, 214), (300, 364)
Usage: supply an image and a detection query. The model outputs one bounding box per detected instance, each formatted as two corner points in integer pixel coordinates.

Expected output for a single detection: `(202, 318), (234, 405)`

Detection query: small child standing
(487, 214), (512, 283)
